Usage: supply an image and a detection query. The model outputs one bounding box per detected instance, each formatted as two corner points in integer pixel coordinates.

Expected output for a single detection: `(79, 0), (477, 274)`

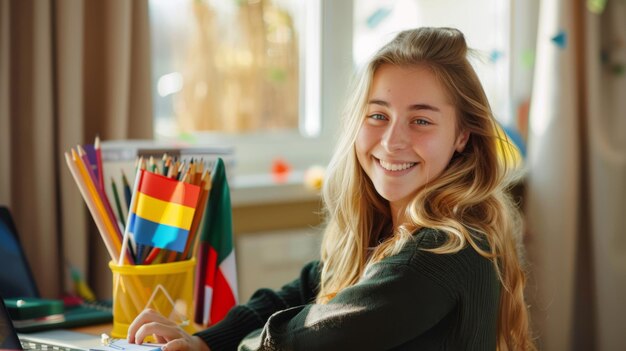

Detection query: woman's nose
(381, 121), (409, 152)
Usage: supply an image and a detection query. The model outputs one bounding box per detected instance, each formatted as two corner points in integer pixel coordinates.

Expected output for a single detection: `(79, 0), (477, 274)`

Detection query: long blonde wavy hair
(317, 27), (535, 350)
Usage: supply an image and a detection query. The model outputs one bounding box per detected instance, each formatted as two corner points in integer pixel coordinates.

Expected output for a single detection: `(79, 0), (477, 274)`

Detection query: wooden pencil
(72, 149), (127, 262)
(183, 170), (211, 259)
(65, 151), (117, 261)
(149, 156), (156, 173)
(110, 177), (126, 228)
(121, 171), (132, 210)
(77, 145), (123, 240)
(161, 153), (168, 175)
(163, 155), (171, 177)
(142, 247), (161, 265)
(119, 157), (144, 266)
(195, 159), (204, 185)
(95, 136), (105, 191)
(191, 170), (212, 259)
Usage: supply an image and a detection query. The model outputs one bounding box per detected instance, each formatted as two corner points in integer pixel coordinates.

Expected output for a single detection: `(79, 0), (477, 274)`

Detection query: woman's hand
(127, 309), (210, 351)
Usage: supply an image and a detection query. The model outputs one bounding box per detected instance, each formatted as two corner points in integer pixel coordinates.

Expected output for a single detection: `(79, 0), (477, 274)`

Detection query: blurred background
(1, 0), (625, 349)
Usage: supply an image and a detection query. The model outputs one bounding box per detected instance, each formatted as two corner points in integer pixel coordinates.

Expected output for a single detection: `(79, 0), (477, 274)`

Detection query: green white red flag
(194, 158), (238, 326)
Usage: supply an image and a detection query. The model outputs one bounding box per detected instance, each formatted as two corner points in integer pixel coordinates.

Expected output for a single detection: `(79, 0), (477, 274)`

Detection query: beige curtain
(586, 1), (626, 350)
(0, 0), (152, 299)
(524, 0), (580, 349)
(525, 0), (626, 350)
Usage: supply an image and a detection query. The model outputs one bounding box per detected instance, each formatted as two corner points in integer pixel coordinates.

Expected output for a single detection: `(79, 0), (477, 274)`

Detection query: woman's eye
(368, 113), (387, 121)
(413, 119), (431, 126)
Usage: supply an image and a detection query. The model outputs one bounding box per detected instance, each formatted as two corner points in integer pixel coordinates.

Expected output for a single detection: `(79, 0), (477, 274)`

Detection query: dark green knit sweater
(195, 228), (500, 350)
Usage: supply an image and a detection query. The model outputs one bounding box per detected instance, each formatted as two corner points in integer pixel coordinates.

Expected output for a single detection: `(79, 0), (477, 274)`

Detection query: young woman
(127, 27), (535, 350)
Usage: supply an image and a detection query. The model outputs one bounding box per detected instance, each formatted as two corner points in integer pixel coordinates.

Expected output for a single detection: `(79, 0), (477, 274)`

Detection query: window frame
(153, 0), (354, 177)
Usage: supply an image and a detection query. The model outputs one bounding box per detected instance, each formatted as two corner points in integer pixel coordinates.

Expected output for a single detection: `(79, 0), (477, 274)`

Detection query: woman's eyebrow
(368, 99), (389, 107)
(368, 99), (441, 112)
(408, 103), (440, 112)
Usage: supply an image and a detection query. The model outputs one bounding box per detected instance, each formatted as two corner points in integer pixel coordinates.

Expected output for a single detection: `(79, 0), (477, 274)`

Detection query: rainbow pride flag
(129, 170), (200, 252)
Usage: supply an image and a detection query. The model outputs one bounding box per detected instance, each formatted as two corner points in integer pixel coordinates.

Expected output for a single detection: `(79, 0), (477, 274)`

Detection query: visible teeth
(379, 160), (416, 171)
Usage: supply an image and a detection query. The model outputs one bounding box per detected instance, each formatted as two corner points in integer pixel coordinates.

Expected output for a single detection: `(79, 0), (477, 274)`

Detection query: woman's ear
(455, 130), (470, 153)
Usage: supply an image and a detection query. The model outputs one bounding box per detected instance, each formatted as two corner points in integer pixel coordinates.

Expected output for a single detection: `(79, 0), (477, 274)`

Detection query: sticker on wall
(489, 50), (504, 63)
(551, 30), (567, 49)
(366, 7), (392, 29)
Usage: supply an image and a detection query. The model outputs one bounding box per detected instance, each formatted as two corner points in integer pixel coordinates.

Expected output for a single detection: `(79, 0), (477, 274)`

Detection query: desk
(71, 323), (113, 336)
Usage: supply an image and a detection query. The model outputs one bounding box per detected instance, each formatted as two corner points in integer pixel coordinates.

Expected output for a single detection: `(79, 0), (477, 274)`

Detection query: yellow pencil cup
(109, 259), (196, 338)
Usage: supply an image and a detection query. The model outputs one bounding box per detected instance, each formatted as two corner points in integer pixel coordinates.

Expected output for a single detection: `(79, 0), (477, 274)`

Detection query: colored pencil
(118, 157), (144, 266)
(77, 145), (100, 191)
(176, 163), (185, 181)
(163, 155), (170, 177)
(142, 247), (161, 265)
(161, 153), (168, 175)
(149, 156), (156, 173)
(133, 159), (151, 264)
(121, 171), (132, 210)
(195, 159), (204, 185)
(110, 177), (126, 228)
(183, 170), (211, 259)
(72, 149), (127, 262)
(65, 152), (117, 260)
(77, 145), (123, 239)
(95, 136), (105, 191)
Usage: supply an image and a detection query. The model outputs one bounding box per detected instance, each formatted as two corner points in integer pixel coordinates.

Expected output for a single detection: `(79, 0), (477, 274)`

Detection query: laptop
(0, 297), (101, 351)
(0, 206), (112, 332)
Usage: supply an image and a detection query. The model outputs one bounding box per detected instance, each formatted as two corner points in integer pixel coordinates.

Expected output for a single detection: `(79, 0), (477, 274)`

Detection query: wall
(231, 190), (324, 303)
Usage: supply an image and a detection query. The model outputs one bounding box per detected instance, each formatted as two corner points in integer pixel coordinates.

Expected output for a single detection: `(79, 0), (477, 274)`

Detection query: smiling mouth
(378, 159), (417, 171)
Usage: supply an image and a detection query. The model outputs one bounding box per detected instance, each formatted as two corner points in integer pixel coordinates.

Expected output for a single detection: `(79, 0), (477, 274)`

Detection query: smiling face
(355, 64), (469, 225)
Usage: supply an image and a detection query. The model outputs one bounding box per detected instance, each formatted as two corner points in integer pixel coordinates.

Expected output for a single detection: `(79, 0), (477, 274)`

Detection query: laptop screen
(0, 207), (39, 298)
(0, 298), (23, 350)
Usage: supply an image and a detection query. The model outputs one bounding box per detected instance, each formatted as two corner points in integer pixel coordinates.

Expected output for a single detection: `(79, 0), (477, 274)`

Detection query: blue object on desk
(0, 205), (113, 332)
(0, 207), (39, 298)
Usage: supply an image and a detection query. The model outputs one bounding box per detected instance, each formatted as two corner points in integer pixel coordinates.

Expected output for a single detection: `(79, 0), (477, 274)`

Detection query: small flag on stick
(194, 158), (238, 326)
(129, 170), (200, 253)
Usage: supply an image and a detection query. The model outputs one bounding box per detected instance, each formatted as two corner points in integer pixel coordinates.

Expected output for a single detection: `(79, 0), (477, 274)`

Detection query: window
(354, 0), (538, 144)
(149, 0), (338, 176)
(354, 0), (512, 125)
(149, 0), (533, 176)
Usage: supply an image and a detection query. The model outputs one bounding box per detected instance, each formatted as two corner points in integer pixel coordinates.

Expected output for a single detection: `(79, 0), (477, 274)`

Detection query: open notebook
(0, 206), (112, 332)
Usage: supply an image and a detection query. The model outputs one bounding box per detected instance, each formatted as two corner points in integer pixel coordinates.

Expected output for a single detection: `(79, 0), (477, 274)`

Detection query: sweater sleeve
(237, 245), (459, 351)
(194, 260), (321, 351)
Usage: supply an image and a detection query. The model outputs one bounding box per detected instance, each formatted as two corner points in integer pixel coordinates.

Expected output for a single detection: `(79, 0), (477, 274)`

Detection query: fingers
(162, 337), (211, 351)
(162, 338), (189, 351)
(125, 309), (204, 351)
(154, 335), (168, 344)
(134, 321), (183, 345)
(127, 309), (177, 343)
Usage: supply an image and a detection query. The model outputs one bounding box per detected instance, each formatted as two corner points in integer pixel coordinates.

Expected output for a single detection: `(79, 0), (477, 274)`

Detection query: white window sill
(230, 170), (321, 207)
